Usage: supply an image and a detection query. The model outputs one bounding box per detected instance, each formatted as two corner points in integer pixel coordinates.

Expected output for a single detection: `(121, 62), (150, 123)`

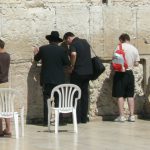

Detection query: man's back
(0, 52), (10, 83)
(122, 43), (140, 69)
(34, 44), (70, 85)
(70, 38), (93, 75)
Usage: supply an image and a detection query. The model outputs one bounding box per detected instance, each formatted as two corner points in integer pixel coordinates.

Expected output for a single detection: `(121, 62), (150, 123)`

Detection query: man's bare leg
(0, 118), (3, 135)
(118, 97), (125, 116)
(128, 97), (135, 116)
(4, 118), (11, 134)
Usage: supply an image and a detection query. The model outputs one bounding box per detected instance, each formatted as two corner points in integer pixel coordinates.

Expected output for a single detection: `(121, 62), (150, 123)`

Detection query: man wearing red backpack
(112, 33), (140, 122)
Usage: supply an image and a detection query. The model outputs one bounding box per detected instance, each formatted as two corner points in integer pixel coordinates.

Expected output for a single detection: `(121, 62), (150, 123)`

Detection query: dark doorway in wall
(102, 0), (108, 4)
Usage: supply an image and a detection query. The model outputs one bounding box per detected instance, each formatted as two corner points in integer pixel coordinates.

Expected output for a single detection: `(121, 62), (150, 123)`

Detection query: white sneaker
(128, 115), (135, 122)
(114, 116), (126, 122)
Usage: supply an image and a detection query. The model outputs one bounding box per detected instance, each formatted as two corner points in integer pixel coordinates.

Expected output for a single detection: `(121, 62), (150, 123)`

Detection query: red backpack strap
(118, 43), (123, 50)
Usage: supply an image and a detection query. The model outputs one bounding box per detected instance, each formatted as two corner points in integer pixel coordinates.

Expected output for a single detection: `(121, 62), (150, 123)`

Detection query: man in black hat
(34, 31), (70, 125)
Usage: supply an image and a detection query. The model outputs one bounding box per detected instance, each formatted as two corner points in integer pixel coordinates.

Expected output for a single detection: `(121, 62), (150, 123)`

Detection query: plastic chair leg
(20, 110), (24, 137)
(72, 109), (78, 133)
(48, 110), (51, 132)
(14, 113), (19, 139)
(55, 110), (59, 134)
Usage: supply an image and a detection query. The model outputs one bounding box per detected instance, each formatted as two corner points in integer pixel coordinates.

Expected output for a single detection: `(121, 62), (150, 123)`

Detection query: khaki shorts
(0, 82), (9, 88)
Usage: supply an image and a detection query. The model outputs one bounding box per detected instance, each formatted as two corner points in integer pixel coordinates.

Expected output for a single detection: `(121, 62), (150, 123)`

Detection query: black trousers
(70, 73), (90, 123)
(42, 84), (58, 124)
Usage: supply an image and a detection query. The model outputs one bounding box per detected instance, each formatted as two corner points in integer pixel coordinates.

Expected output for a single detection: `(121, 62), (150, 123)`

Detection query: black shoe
(59, 117), (67, 126)
(87, 116), (90, 122)
(81, 117), (89, 124)
(43, 122), (48, 126)
(81, 120), (87, 124)
(77, 119), (81, 124)
(59, 121), (67, 126)
(66, 118), (73, 124)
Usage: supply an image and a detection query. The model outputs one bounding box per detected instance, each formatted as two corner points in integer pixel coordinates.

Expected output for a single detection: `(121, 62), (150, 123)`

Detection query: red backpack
(112, 44), (128, 72)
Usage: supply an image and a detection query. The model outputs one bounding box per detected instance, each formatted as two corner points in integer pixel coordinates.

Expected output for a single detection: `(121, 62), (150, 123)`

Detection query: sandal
(3, 129), (12, 137)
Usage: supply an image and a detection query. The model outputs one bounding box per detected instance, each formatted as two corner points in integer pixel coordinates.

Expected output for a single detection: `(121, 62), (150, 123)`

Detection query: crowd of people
(0, 32), (140, 137)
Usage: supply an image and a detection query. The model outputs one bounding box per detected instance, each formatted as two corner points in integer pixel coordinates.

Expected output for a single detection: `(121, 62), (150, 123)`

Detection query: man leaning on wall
(34, 31), (70, 126)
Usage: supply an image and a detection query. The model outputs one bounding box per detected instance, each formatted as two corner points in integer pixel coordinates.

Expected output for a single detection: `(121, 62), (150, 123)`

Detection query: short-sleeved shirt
(70, 38), (93, 75)
(116, 43), (140, 70)
(0, 52), (10, 84)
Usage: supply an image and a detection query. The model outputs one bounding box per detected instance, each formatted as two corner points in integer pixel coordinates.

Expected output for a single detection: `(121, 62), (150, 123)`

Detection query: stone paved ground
(0, 118), (150, 150)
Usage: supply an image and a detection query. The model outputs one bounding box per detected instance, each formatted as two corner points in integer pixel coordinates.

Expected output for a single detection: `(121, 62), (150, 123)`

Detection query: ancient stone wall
(0, 0), (150, 121)
(89, 64), (145, 119)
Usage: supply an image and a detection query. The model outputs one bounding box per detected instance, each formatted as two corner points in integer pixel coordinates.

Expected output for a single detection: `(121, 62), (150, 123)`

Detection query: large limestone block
(89, 64), (117, 117)
(103, 6), (137, 58)
(35, 0), (100, 3)
(10, 62), (43, 122)
(55, 5), (90, 39)
(89, 6), (104, 56)
(134, 0), (150, 6)
(0, 0), (21, 4)
(136, 6), (150, 55)
(1, 6), (55, 60)
(26, 63), (43, 121)
(111, 0), (150, 6)
(144, 68), (150, 115)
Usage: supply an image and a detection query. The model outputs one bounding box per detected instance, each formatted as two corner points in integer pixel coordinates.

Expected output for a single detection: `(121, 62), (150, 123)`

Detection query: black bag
(90, 47), (105, 80)
(90, 56), (105, 80)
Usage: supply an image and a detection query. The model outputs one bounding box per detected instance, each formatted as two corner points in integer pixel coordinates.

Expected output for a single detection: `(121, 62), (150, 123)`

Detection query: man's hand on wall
(33, 46), (39, 55)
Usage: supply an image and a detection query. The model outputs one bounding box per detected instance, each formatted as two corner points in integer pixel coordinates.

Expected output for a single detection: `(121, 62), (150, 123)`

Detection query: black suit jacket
(70, 38), (93, 75)
(34, 43), (70, 85)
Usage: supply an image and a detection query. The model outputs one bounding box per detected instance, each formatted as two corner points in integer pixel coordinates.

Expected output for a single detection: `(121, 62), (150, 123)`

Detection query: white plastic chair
(47, 84), (81, 133)
(0, 88), (24, 139)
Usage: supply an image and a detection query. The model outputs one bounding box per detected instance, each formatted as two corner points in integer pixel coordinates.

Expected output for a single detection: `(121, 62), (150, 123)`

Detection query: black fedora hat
(45, 31), (63, 42)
